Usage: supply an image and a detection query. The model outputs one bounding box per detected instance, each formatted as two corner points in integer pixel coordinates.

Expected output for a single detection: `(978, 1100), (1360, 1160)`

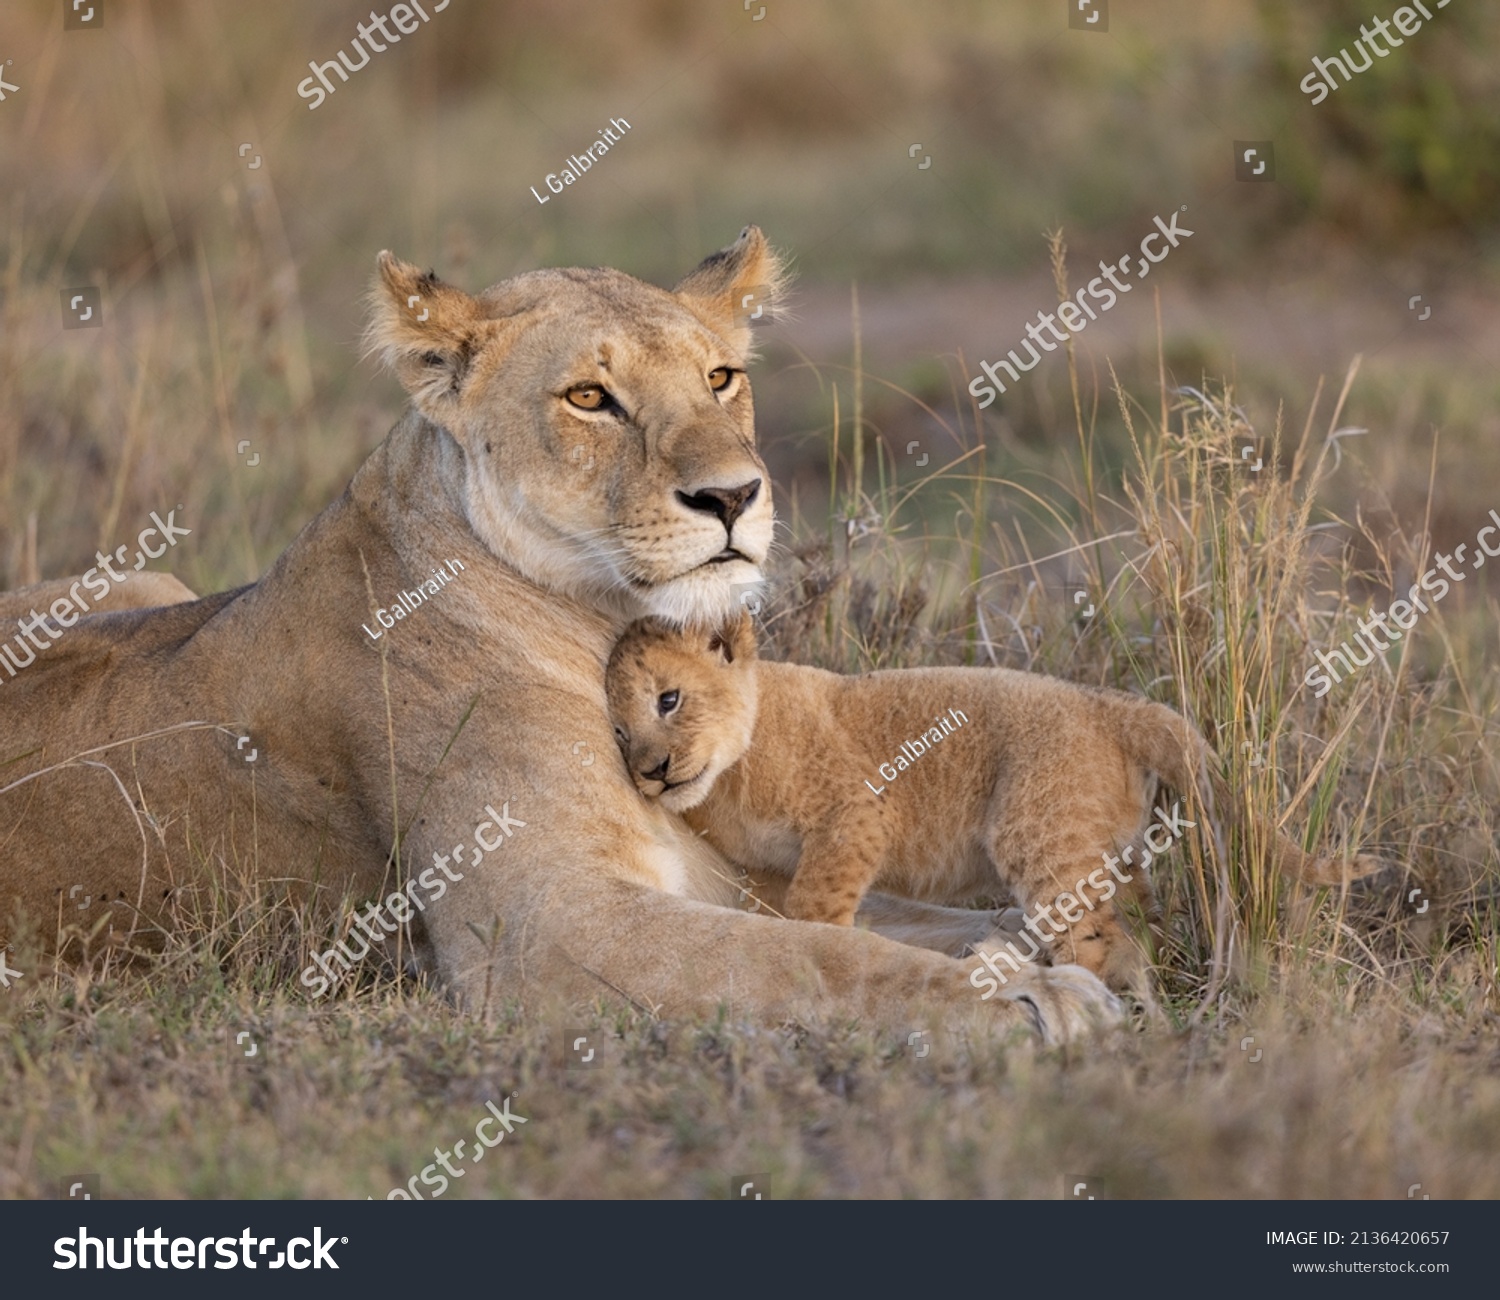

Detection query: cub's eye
(708, 367), (734, 392)
(613, 725), (629, 747)
(566, 384), (612, 411)
(657, 690), (680, 716)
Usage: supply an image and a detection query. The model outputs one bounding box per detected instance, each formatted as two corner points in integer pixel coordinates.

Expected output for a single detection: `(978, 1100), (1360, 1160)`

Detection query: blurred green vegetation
(6, 0), (1495, 288)
(1256, 0), (1499, 242)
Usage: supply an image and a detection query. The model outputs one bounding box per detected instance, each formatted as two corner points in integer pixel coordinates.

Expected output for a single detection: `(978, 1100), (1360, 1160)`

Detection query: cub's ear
(673, 225), (791, 361)
(707, 608), (758, 664)
(364, 251), (488, 417)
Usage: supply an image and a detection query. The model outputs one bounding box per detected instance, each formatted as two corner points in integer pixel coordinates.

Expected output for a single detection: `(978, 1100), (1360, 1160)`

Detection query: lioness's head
(605, 611), (759, 812)
(365, 228), (787, 627)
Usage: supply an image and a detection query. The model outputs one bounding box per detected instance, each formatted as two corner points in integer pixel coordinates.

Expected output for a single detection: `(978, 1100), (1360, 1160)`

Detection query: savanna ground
(1, 0), (1497, 1198)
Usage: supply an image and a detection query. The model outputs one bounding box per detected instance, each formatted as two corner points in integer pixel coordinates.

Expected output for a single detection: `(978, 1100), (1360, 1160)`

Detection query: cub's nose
(640, 755), (670, 784)
(676, 479), (761, 532)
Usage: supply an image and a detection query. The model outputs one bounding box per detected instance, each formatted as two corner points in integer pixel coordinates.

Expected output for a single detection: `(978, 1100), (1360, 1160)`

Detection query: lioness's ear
(364, 251), (487, 415)
(673, 226), (791, 361)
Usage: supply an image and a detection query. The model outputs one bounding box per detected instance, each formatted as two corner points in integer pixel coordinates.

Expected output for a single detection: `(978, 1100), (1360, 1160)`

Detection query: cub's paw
(967, 907), (1030, 954)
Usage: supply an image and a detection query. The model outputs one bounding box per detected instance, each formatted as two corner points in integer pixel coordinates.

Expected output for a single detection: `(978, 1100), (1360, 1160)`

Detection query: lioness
(605, 611), (1380, 989)
(0, 228), (1119, 1041)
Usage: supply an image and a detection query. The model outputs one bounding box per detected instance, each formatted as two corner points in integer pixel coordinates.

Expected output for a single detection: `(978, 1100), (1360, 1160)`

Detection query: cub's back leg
(979, 727), (1161, 991)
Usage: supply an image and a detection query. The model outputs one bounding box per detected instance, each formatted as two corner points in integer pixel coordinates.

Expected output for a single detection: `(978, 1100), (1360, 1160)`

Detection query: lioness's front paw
(999, 962), (1124, 1045)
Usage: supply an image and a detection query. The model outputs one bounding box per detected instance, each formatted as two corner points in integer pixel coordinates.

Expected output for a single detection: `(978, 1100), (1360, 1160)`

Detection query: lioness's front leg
(409, 804), (1120, 1044)
(393, 696), (1122, 1039)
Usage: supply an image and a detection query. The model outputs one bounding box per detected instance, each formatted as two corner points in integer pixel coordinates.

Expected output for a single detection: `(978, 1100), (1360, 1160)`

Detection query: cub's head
(605, 611), (759, 812)
(365, 227), (787, 627)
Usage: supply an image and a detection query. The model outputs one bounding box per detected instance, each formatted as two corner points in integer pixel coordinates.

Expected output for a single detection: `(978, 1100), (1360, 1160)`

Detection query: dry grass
(3, 288), (1497, 1198)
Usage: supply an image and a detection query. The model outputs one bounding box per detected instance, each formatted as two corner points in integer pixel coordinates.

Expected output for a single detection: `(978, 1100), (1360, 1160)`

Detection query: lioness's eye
(566, 384), (611, 411)
(708, 367), (733, 392)
(657, 690), (680, 716)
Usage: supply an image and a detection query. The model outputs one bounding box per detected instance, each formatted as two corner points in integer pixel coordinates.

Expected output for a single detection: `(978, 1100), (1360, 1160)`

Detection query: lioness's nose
(676, 479), (761, 531)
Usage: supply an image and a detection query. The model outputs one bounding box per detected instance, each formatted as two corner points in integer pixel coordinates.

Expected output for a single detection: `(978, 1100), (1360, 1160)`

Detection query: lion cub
(605, 612), (1377, 990)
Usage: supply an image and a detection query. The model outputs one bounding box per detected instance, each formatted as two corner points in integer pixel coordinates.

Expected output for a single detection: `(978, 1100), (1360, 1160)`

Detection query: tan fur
(606, 612), (1381, 990)
(0, 229), (1121, 1042)
(1, 570), (198, 617)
